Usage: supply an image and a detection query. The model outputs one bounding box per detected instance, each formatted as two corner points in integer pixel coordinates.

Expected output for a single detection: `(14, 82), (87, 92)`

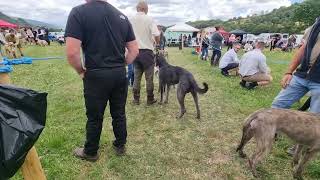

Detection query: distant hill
(0, 11), (60, 29)
(187, 0), (318, 34)
(0, 12), (29, 26)
(23, 19), (60, 29)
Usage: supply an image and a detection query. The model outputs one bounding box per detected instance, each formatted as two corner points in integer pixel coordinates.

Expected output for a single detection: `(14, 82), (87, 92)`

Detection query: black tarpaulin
(0, 85), (47, 179)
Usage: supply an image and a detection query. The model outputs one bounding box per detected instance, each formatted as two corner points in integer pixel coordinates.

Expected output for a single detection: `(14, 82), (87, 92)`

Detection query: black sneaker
(113, 145), (126, 156)
(247, 82), (258, 90)
(239, 80), (246, 88)
(73, 147), (99, 162)
(221, 70), (229, 77)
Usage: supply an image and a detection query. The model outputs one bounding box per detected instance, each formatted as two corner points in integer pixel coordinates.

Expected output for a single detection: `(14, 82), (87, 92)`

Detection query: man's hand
(79, 71), (86, 79)
(281, 74), (292, 89)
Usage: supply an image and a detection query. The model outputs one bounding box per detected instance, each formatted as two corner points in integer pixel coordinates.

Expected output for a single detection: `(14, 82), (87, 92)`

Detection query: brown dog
(236, 108), (320, 179)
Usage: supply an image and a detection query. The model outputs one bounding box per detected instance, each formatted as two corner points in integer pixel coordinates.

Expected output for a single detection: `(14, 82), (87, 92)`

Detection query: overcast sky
(0, 0), (303, 27)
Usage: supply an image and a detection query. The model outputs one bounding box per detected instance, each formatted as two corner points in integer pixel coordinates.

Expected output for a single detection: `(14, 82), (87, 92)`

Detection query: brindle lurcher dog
(236, 108), (320, 179)
(155, 53), (208, 119)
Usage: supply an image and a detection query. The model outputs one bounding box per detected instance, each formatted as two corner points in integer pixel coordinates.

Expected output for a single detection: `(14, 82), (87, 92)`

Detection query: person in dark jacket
(210, 27), (224, 66)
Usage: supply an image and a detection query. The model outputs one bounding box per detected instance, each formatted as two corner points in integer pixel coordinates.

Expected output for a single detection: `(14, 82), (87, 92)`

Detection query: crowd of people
(62, 0), (320, 171)
(197, 28), (279, 90)
(0, 27), (52, 58)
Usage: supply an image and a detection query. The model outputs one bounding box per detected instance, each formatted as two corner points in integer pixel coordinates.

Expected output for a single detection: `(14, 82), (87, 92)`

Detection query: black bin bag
(0, 85), (47, 179)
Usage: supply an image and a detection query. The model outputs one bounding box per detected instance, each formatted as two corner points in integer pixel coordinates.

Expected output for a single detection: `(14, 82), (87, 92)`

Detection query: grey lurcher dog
(155, 53), (208, 119)
(236, 108), (320, 179)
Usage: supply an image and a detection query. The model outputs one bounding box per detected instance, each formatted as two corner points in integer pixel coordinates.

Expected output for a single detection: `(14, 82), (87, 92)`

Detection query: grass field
(10, 43), (320, 180)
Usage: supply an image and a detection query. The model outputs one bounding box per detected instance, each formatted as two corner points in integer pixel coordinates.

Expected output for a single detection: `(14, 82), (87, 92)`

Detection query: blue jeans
(271, 75), (320, 113)
(127, 64), (134, 86)
(201, 47), (208, 60)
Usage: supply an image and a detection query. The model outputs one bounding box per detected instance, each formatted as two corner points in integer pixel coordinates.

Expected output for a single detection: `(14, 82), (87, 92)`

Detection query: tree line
(187, 0), (320, 34)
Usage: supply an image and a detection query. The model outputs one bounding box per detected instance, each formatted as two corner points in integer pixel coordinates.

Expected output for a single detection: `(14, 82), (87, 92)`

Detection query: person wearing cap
(65, 0), (139, 160)
(129, 1), (160, 105)
(5, 29), (24, 58)
(239, 39), (272, 89)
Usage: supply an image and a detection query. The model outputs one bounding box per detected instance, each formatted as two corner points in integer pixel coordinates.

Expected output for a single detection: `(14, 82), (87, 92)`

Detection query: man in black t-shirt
(65, 0), (139, 161)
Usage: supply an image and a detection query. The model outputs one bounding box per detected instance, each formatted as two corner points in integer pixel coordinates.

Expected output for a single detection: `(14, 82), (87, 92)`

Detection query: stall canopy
(0, 19), (18, 28)
(229, 29), (247, 35)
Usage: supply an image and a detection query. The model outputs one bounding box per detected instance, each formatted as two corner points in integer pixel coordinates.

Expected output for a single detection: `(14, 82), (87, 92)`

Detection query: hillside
(187, 0), (319, 34)
(24, 19), (60, 29)
(0, 12), (29, 26)
(0, 12), (59, 29)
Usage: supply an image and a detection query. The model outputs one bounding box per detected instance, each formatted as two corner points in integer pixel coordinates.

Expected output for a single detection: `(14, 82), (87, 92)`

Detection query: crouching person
(219, 42), (241, 76)
(239, 40), (272, 89)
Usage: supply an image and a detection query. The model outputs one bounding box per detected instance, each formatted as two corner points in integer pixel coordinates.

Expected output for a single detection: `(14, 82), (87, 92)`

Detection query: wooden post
(21, 147), (46, 180)
(0, 57), (46, 180)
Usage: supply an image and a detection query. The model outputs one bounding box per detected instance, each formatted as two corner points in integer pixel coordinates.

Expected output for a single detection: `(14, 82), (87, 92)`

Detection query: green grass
(9, 43), (319, 179)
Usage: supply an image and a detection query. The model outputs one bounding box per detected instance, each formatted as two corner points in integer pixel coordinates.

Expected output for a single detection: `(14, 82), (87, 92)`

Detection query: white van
(242, 34), (257, 44)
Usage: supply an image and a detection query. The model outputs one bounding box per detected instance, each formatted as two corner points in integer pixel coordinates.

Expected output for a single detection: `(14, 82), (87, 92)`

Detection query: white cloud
(0, 0), (293, 27)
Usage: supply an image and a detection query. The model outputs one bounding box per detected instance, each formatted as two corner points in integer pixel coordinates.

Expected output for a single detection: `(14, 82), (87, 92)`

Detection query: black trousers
(221, 63), (239, 74)
(83, 67), (128, 155)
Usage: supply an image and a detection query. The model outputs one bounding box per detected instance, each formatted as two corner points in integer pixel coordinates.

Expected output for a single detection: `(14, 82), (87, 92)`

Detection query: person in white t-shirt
(129, 1), (160, 105)
(219, 42), (241, 76)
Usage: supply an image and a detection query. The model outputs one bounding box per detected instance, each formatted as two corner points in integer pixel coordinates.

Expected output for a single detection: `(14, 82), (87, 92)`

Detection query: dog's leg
(191, 90), (200, 119)
(176, 85), (186, 118)
(159, 83), (164, 104)
(250, 129), (274, 177)
(293, 147), (318, 179)
(237, 126), (254, 158)
(293, 144), (303, 167)
(164, 85), (170, 104)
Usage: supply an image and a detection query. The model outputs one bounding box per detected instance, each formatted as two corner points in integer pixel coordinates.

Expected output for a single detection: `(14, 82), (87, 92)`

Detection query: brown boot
(147, 93), (157, 105)
(132, 89), (140, 105)
(73, 147), (99, 162)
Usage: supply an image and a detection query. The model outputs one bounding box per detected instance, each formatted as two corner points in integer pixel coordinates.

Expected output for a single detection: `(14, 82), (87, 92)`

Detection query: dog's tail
(236, 112), (258, 158)
(191, 78), (208, 94)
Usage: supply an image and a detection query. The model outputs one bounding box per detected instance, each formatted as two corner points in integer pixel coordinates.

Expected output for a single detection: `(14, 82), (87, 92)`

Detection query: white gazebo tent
(164, 23), (200, 46)
(166, 23), (200, 32)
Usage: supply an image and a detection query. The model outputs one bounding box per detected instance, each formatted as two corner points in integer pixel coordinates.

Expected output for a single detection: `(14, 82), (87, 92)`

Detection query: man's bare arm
(281, 43), (306, 88)
(66, 37), (85, 76)
(285, 43), (305, 74)
(125, 40), (139, 65)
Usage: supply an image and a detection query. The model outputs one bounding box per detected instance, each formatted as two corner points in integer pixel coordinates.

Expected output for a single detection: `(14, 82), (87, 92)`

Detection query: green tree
(293, 0), (320, 27)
